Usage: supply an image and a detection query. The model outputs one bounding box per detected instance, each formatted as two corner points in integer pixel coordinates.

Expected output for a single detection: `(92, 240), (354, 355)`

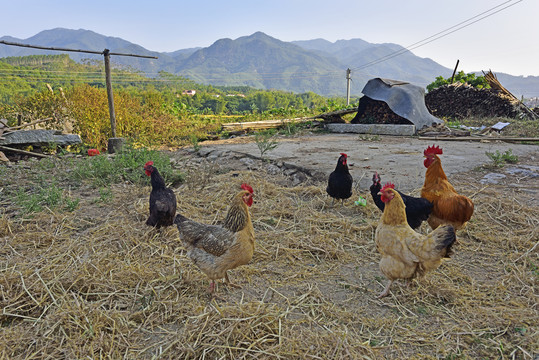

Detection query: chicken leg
(378, 280), (393, 298)
(224, 272), (242, 289)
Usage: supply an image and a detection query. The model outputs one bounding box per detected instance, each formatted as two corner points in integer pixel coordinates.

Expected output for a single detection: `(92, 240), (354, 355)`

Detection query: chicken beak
(377, 191), (382, 196)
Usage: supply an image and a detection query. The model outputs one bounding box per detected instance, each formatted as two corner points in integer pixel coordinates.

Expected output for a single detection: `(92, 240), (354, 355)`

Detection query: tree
(427, 71), (490, 92)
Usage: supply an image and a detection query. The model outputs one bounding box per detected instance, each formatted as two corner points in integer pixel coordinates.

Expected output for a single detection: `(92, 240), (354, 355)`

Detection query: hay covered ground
(0, 144), (537, 359)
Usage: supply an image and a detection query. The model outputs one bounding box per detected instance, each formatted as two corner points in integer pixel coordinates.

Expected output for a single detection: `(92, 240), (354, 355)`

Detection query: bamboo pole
(0, 145), (50, 158)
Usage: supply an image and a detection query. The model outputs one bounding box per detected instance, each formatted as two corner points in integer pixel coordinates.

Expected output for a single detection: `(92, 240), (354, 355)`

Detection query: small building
(182, 90), (196, 96)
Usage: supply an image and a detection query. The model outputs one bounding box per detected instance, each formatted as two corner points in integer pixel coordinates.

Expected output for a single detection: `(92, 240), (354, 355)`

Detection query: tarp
(361, 78), (443, 130)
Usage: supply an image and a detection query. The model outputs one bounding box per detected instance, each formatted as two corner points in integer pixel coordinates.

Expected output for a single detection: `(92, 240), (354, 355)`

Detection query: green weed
(485, 149), (519, 167)
(255, 130), (279, 159)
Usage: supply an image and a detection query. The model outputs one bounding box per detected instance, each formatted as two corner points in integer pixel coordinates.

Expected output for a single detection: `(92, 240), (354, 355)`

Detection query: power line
(351, 0), (523, 71)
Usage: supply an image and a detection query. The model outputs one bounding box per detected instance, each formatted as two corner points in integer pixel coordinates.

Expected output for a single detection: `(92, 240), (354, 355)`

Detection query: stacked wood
(425, 83), (529, 120)
(221, 117), (315, 132)
(350, 96), (411, 125)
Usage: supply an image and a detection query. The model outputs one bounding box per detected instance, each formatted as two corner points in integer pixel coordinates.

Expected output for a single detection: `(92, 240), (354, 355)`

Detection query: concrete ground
(198, 133), (538, 192)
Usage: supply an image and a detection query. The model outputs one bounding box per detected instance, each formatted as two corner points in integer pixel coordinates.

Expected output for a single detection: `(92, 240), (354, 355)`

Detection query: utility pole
(346, 68), (352, 105)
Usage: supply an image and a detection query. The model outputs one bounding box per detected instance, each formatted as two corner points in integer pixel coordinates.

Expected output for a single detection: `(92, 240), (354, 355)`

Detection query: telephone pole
(346, 68), (352, 105)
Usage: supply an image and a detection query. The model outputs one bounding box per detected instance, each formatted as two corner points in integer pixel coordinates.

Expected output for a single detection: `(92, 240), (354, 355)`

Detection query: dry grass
(0, 153), (537, 359)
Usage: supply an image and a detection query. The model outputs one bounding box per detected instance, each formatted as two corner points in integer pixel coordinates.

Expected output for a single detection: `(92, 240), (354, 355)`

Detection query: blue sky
(2, 0), (537, 77)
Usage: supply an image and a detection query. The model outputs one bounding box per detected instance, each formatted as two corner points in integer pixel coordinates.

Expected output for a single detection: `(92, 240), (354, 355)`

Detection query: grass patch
(485, 149), (519, 168)
(66, 145), (184, 187)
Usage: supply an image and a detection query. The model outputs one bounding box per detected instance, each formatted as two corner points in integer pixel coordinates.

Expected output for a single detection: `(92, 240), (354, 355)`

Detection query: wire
(351, 0), (523, 71)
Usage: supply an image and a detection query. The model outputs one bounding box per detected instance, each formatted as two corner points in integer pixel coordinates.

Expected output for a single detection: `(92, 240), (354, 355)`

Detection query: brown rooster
(375, 183), (456, 298)
(174, 183), (255, 295)
(420, 145), (474, 230)
(144, 161), (177, 228)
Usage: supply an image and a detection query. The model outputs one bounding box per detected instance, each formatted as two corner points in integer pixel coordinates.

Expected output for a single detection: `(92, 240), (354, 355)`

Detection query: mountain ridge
(1, 28), (538, 97)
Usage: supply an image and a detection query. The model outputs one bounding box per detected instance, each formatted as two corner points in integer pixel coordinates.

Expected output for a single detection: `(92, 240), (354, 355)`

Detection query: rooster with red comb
(421, 145), (474, 230)
(174, 183), (255, 296)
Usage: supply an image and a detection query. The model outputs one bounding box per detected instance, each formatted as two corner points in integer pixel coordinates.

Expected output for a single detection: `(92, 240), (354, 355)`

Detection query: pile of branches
(350, 96), (411, 125)
(425, 83), (528, 119)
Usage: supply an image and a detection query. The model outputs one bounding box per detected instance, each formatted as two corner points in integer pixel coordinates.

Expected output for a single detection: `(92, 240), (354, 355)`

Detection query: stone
(326, 123), (416, 136)
(107, 137), (125, 154)
(197, 148), (214, 157)
(0, 129), (81, 146)
(480, 173), (506, 184)
(266, 164), (281, 175)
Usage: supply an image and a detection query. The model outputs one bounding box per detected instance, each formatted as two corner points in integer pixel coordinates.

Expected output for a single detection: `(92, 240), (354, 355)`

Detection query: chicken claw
(224, 272), (242, 289)
(377, 280), (393, 298)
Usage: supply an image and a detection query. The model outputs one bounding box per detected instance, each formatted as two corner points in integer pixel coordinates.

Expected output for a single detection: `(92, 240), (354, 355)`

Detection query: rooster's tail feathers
(433, 225), (456, 258)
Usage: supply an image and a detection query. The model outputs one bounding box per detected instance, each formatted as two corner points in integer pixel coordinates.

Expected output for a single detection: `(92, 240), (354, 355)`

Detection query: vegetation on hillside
(0, 55), (357, 149)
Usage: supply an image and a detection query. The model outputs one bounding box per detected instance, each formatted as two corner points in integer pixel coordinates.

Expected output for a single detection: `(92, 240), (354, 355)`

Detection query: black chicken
(370, 172), (433, 230)
(326, 153), (353, 206)
(144, 161), (177, 228)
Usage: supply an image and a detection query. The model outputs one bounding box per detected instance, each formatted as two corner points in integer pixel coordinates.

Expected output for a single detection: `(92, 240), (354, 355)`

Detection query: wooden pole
(103, 49), (117, 138)
(450, 59), (459, 83)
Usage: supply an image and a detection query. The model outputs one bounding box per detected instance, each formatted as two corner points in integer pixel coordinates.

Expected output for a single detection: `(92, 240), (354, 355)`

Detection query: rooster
(375, 183), (456, 298)
(326, 153), (353, 206)
(370, 172), (433, 230)
(174, 183), (255, 295)
(420, 145), (474, 230)
(144, 161), (177, 228)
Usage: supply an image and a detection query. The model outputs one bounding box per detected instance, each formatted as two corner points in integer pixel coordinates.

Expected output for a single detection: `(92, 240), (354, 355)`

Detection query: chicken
(420, 145), (474, 230)
(326, 153), (353, 205)
(375, 183), (456, 298)
(370, 172), (433, 230)
(174, 183), (255, 295)
(144, 161), (177, 228)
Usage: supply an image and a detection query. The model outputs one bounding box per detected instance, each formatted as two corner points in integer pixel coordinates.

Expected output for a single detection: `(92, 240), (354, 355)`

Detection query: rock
(207, 150), (223, 161)
(197, 148), (214, 157)
(0, 129), (81, 146)
(505, 165), (539, 178)
(266, 164), (281, 175)
(239, 157), (257, 169)
(284, 168), (296, 176)
(292, 172), (308, 185)
(480, 173), (507, 184)
(0, 151), (9, 162)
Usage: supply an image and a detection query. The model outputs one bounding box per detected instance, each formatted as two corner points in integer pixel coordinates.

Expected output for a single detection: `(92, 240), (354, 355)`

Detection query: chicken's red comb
(241, 183), (254, 194)
(144, 161), (154, 167)
(381, 182), (395, 192)
(424, 145), (443, 156)
(340, 152), (348, 158)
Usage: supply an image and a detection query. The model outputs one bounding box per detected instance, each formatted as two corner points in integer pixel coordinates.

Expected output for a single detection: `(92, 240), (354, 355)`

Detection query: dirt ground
(194, 133), (539, 200)
(1, 133), (538, 358)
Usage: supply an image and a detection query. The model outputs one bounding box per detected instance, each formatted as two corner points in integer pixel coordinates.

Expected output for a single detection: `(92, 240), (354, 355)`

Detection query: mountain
(175, 32), (346, 95)
(1, 28), (537, 97)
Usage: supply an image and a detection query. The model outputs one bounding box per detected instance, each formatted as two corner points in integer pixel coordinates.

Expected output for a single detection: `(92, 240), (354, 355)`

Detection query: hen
(174, 183), (255, 295)
(375, 183), (456, 298)
(420, 145), (474, 230)
(370, 172), (433, 230)
(326, 153), (353, 205)
(144, 161), (177, 228)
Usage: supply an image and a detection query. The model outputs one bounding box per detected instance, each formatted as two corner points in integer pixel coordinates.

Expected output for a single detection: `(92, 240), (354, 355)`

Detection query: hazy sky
(1, 0), (537, 77)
